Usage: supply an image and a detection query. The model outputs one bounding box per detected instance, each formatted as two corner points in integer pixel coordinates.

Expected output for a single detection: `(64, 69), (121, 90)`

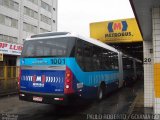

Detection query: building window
(41, 1), (51, 12)
(0, 14), (18, 28)
(28, 0), (38, 5)
(11, 19), (18, 28)
(0, 0), (19, 11)
(0, 14), (5, 24)
(5, 17), (12, 26)
(40, 28), (50, 33)
(0, 34), (18, 43)
(41, 14), (51, 25)
(23, 22), (37, 34)
(24, 6), (38, 19)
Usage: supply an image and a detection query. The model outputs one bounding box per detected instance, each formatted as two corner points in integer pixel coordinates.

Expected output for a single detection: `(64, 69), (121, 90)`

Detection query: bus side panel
(66, 58), (119, 99)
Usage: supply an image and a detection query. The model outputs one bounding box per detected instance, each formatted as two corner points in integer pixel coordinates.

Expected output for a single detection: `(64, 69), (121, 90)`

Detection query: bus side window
(83, 42), (93, 71)
(101, 49), (110, 71)
(92, 45), (102, 71)
(123, 56), (133, 70)
(67, 38), (76, 57)
(44, 47), (50, 56)
(122, 56), (128, 70)
(36, 46), (43, 56)
(26, 44), (34, 56)
(101, 49), (118, 71)
(57, 49), (63, 55)
(51, 48), (57, 56)
(110, 52), (119, 70)
(76, 39), (85, 70)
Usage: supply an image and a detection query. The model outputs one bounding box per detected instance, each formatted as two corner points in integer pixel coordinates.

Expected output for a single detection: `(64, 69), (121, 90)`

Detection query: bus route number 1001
(51, 59), (65, 65)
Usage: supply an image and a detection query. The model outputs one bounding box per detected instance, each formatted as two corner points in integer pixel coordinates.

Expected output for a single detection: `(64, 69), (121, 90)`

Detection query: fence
(0, 66), (20, 95)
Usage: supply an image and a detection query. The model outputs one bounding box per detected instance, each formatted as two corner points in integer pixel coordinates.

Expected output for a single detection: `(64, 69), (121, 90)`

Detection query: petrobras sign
(0, 42), (23, 55)
(90, 18), (143, 43)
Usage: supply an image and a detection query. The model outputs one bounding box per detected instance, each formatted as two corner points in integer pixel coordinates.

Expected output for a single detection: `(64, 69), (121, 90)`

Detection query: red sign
(0, 42), (23, 55)
(113, 22), (122, 31)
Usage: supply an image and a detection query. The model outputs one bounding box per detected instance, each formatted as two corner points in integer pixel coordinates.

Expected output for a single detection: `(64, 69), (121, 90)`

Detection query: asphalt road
(0, 80), (143, 120)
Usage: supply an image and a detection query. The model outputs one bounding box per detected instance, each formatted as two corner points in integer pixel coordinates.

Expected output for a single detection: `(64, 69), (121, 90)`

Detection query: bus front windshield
(22, 37), (75, 58)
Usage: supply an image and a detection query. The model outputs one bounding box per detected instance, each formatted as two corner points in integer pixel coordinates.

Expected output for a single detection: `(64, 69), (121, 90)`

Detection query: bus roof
(77, 35), (119, 53)
(122, 53), (142, 63)
(26, 32), (119, 53)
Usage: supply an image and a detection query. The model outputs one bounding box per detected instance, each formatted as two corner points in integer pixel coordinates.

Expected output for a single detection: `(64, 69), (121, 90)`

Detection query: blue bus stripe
(20, 57), (119, 87)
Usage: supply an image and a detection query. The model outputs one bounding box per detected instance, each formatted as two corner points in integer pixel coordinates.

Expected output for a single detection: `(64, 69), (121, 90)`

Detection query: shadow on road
(19, 99), (94, 120)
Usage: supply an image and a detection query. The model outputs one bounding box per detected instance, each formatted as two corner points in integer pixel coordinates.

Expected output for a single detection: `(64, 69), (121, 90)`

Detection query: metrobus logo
(108, 21), (128, 32)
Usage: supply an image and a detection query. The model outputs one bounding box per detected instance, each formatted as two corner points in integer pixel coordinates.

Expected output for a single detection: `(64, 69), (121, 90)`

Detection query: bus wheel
(123, 81), (126, 87)
(97, 84), (105, 101)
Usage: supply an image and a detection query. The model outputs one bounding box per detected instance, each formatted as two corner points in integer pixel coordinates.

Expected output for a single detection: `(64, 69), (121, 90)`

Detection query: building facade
(0, 0), (57, 66)
(130, 0), (160, 114)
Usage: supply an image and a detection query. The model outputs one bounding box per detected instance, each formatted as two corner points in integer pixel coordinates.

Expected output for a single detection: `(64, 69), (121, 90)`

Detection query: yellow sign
(154, 63), (160, 98)
(0, 53), (3, 61)
(90, 18), (143, 43)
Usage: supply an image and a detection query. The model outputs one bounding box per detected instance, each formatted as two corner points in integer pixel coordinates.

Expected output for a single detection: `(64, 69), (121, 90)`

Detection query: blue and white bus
(18, 32), (142, 104)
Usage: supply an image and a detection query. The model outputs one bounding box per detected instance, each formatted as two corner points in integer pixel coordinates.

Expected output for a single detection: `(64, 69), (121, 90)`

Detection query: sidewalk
(0, 79), (18, 97)
(131, 90), (153, 115)
(127, 87), (154, 120)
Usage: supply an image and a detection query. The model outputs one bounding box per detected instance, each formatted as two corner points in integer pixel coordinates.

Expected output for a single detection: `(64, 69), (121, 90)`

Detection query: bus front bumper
(19, 91), (76, 105)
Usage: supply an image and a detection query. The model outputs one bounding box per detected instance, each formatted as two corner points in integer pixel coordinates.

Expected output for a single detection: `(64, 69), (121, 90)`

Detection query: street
(0, 81), (142, 120)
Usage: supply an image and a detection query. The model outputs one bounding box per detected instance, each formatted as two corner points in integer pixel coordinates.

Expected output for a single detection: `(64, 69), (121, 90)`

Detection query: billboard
(0, 42), (23, 55)
(90, 18), (143, 43)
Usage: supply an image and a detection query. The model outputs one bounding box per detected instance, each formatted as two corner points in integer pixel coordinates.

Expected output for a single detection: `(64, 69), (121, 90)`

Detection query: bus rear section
(19, 64), (76, 104)
(19, 37), (76, 105)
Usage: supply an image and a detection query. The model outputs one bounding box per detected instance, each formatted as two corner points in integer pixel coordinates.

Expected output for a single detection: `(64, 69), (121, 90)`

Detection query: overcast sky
(58, 0), (135, 37)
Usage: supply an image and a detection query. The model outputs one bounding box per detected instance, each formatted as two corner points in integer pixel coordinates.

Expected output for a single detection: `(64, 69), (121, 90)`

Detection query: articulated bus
(18, 32), (142, 104)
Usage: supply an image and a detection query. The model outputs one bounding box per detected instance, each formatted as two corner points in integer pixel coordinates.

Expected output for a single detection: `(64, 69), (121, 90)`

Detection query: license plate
(33, 96), (43, 102)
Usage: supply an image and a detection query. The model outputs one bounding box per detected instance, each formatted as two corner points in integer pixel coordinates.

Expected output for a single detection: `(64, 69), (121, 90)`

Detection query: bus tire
(123, 81), (127, 87)
(97, 83), (105, 101)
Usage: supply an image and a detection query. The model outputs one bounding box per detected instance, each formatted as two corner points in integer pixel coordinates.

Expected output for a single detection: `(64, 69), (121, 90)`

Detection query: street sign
(0, 53), (3, 61)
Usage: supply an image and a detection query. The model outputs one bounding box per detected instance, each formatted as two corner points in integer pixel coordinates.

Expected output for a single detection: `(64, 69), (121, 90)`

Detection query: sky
(58, 0), (135, 37)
